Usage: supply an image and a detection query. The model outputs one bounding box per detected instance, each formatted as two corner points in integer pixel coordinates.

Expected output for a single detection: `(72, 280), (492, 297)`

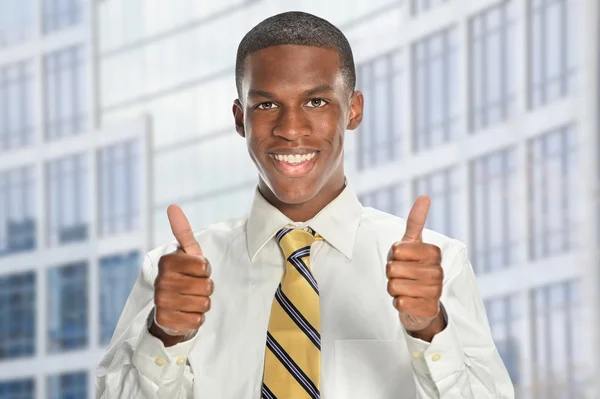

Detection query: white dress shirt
(96, 182), (514, 398)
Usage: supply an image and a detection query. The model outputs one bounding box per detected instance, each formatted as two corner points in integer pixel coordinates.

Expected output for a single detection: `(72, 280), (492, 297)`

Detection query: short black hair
(235, 11), (356, 99)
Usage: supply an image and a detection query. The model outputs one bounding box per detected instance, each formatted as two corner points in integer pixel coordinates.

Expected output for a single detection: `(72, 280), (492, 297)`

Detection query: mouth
(267, 151), (319, 177)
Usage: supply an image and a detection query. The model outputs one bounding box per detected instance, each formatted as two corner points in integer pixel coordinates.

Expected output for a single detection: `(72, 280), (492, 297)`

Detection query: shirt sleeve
(402, 241), (515, 398)
(95, 253), (198, 399)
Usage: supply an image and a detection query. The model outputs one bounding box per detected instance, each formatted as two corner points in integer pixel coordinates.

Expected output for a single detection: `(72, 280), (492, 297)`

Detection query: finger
(155, 273), (214, 296)
(167, 204), (203, 255)
(155, 292), (211, 313)
(387, 278), (442, 298)
(386, 260), (443, 282)
(155, 310), (205, 331)
(394, 296), (439, 318)
(158, 253), (211, 278)
(402, 195), (431, 243)
(390, 242), (442, 263)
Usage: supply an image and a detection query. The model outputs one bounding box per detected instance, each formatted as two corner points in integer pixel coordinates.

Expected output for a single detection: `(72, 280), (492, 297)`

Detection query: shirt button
(411, 351), (423, 359)
(155, 356), (166, 367)
(431, 353), (442, 362)
(176, 356), (187, 366)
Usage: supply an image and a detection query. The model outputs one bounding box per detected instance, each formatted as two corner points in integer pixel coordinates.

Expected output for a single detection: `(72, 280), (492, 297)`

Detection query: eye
(257, 102), (278, 110)
(305, 98), (328, 108)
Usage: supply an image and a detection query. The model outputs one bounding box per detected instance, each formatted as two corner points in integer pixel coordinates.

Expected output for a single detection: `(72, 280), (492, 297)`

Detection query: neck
(259, 176), (346, 222)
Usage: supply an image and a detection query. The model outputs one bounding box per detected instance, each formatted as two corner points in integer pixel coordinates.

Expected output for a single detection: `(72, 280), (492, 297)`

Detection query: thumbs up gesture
(386, 195), (446, 341)
(151, 205), (214, 346)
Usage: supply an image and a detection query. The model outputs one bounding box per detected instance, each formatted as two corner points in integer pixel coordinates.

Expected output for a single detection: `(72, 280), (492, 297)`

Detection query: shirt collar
(246, 179), (363, 262)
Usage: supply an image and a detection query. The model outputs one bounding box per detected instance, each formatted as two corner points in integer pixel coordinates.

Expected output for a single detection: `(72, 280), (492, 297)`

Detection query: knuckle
(385, 261), (394, 277)
(202, 297), (212, 312)
(154, 291), (171, 308)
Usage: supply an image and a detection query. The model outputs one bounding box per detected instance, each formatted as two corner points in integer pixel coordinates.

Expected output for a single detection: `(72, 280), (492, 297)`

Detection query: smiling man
(96, 11), (514, 399)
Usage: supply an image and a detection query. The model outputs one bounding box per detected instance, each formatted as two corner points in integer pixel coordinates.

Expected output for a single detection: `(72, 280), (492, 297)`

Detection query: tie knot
(276, 228), (321, 261)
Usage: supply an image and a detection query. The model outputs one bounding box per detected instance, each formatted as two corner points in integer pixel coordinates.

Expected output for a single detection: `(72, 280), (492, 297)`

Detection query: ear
(346, 90), (364, 130)
(232, 99), (245, 138)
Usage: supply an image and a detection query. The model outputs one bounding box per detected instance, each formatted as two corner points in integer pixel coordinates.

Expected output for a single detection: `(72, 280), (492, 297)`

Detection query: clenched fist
(151, 204), (214, 346)
(386, 195), (446, 342)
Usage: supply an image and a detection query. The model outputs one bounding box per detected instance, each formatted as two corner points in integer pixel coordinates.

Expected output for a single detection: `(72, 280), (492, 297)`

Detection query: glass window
(48, 262), (88, 352)
(44, 45), (86, 141)
(0, 0), (36, 48)
(413, 27), (459, 152)
(484, 295), (522, 388)
(48, 371), (87, 399)
(470, 1), (517, 131)
(528, 125), (577, 260)
(0, 166), (36, 256)
(471, 148), (518, 274)
(356, 50), (403, 170)
(99, 251), (141, 345)
(0, 378), (34, 399)
(359, 184), (404, 217)
(413, 167), (459, 238)
(531, 280), (582, 397)
(0, 61), (35, 152)
(43, 0), (82, 34)
(99, 141), (140, 237)
(411, 0), (449, 15)
(46, 154), (88, 246)
(529, 0), (577, 108)
(0, 272), (35, 360)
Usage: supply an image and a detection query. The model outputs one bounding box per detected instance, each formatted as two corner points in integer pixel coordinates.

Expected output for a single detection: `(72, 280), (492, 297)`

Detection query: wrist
(149, 320), (187, 347)
(408, 307), (447, 342)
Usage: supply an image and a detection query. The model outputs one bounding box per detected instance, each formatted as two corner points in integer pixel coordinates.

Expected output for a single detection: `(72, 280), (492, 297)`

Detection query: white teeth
(272, 152), (317, 164)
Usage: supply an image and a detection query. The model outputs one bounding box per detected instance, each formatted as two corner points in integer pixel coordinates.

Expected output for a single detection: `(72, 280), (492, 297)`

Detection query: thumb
(401, 195), (431, 243)
(167, 204), (203, 255)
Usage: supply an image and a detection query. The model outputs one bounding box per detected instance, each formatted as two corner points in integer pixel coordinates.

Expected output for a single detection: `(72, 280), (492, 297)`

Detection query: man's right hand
(151, 204), (214, 347)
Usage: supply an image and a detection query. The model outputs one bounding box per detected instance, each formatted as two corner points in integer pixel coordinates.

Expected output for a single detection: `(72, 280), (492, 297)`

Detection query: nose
(272, 107), (311, 140)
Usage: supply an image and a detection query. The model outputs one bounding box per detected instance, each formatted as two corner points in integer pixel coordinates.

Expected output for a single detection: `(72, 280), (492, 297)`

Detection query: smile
(268, 151), (319, 176)
(268, 152), (318, 165)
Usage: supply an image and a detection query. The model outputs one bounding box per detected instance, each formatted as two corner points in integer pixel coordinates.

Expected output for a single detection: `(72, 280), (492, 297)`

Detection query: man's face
(233, 44), (363, 206)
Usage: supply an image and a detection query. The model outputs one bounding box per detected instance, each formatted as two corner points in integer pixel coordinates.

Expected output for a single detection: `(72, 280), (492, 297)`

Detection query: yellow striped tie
(262, 227), (323, 399)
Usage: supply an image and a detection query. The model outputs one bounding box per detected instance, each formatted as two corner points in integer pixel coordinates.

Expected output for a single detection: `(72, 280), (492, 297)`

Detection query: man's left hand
(386, 195), (446, 342)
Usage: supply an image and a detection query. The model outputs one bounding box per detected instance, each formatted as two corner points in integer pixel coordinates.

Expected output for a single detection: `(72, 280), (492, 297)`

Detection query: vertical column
(511, 0), (534, 395)
(455, 9), (470, 245)
(575, 0), (600, 396)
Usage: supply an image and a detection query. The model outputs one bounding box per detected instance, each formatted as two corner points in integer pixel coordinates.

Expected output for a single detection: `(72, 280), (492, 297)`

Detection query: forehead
(242, 44), (344, 93)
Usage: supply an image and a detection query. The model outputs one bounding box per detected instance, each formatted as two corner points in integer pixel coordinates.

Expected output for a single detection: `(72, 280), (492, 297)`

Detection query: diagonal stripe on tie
(275, 285), (321, 349)
(262, 384), (277, 399)
(266, 332), (320, 399)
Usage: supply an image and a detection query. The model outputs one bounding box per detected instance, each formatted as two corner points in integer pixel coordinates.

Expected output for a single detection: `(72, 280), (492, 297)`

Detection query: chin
(270, 178), (320, 205)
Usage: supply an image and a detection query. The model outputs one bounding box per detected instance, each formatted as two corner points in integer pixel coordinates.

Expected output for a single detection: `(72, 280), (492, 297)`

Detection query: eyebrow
(248, 84), (335, 100)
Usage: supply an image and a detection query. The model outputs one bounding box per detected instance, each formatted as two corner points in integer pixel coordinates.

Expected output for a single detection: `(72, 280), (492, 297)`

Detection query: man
(96, 11), (513, 399)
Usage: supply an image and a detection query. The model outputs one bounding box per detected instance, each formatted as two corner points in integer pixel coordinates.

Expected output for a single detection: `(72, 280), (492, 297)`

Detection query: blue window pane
(48, 262), (88, 352)
(48, 371), (87, 399)
(0, 166), (36, 256)
(413, 28), (459, 152)
(413, 167), (458, 238)
(529, 0), (576, 108)
(470, 148), (518, 274)
(44, 45), (86, 140)
(469, 1), (516, 131)
(99, 141), (141, 236)
(0, 61), (35, 152)
(356, 49), (403, 170)
(0, 378), (34, 399)
(528, 125), (576, 260)
(44, 0), (83, 34)
(0, 0), (36, 48)
(0, 272), (36, 360)
(411, 0), (449, 15)
(99, 251), (141, 344)
(46, 154), (89, 247)
(360, 184), (404, 217)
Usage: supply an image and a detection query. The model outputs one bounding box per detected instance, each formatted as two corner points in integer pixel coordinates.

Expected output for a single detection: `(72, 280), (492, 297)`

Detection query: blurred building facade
(0, 0), (598, 398)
